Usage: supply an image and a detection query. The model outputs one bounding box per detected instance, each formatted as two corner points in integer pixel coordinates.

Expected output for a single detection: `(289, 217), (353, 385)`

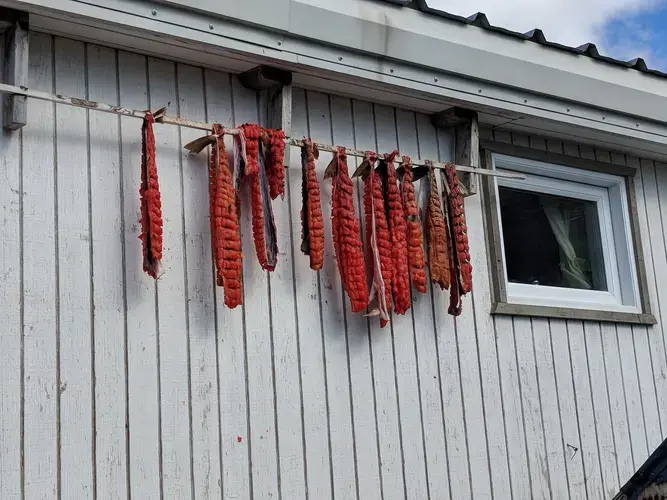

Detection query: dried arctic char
(138, 109), (165, 279)
(442, 164), (472, 316)
(356, 152), (392, 327)
(241, 123), (278, 271)
(209, 124), (243, 309)
(325, 147), (368, 313)
(425, 163), (450, 290)
(398, 156), (427, 294)
(379, 151), (411, 315)
(265, 128), (286, 200)
(300, 140), (325, 270)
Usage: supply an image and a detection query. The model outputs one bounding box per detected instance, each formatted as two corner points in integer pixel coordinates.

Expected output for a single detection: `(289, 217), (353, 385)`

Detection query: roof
(381, 0), (666, 78)
(614, 437), (667, 499)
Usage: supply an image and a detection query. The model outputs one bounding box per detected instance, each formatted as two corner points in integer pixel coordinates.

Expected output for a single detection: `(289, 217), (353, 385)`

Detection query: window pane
(498, 186), (607, 291)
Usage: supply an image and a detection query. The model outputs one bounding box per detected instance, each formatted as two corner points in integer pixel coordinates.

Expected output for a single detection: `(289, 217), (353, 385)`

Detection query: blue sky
(428, 0), (667, 71)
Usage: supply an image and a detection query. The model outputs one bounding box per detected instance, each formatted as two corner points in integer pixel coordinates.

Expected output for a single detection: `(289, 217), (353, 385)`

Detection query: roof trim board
(5, 0), (667, 158)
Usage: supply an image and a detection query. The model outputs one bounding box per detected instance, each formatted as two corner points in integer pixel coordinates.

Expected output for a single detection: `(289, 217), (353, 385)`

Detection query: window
(486, 152), (652, 321)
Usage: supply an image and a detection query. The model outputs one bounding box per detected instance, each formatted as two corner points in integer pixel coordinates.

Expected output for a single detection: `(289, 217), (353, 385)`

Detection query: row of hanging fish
(138, 112), (472, 322)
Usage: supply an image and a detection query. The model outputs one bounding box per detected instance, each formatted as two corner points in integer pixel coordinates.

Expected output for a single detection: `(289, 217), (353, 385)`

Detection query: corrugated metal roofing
(382, 0), (666, 78)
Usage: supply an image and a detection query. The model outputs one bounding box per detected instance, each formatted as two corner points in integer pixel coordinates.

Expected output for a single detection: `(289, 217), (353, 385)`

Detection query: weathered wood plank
(0, 22), (22, 499)
(204, 69), (251, 500)
(409, 111), (452, 499)
(118, 50), (161, 499)
(177, 62), (221, 500)
(376, 103), (429, 500)
(86, 43), (128, 500)
(291, 88), (332, 500)
(54, 36), (94, 499)
(22, 32), (58, 500)
(315, 91), (357, 500)
(232, 75), (280, 500)
(267, 87), (306, 500)
(3, 17), (28, 129)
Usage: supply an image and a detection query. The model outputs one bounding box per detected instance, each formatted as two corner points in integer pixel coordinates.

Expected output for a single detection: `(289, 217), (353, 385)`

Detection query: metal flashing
(392, 0), (664, 78)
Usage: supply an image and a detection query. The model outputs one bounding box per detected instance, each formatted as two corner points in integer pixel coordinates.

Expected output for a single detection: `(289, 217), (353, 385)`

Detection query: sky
(428, 0), (667, 71)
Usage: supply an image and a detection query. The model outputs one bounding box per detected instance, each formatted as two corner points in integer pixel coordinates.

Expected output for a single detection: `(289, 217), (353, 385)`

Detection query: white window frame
(491, 153), (642, 314)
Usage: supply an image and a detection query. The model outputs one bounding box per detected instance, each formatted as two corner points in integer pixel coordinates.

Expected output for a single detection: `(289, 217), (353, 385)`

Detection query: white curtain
(540, 197), (592, 289)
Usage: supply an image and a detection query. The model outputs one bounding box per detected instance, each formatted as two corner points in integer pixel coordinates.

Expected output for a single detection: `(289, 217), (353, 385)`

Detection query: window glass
(498, 186), (606, 291)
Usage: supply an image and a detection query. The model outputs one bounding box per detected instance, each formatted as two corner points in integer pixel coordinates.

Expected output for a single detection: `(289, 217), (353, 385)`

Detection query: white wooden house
(1, 0), (667, 498)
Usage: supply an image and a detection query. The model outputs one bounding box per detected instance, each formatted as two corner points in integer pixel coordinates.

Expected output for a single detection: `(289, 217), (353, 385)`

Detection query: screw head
(434, 77), (439, 82)
(151, 9), (157, 15)
(338, 56), (343, 61)
(277, 40), (282, 46)
(602, 116), (606, 120)
(636, 122), (640, 127)
(390, 68), (394, 73)
(566, 108), (571, 112)
(523, 98), (528, 103)
(209, 24), (214, 30)
(478, 88), (482, 93)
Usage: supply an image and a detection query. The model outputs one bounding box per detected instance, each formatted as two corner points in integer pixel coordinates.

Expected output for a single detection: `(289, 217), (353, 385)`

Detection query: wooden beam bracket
(3, 10), (29, 130)
(264, 82), (292, 166)
(431, 106), (480, 196)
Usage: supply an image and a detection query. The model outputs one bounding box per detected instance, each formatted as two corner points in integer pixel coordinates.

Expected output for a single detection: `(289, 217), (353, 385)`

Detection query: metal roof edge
(406, 0), (666, 78)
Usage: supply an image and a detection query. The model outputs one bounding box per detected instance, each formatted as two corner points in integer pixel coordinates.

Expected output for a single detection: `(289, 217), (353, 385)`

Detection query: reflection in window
(498, 187), (606, 291)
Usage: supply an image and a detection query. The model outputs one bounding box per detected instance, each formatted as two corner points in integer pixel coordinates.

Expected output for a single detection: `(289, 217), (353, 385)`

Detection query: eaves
(5, 0), (667, 160)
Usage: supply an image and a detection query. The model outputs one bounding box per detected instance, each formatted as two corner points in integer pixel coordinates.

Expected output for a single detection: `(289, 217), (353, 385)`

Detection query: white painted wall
(1, 32), (666, 499)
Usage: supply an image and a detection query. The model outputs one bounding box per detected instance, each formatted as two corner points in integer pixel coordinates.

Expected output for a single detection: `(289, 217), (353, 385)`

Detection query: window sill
(491, 302), (657, 325)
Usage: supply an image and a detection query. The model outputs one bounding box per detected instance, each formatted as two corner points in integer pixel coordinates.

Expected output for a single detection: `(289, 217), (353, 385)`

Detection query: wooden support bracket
(3, 11), (28, 130)
(431, 107), (480, 195)
(265, 83), (292, 166)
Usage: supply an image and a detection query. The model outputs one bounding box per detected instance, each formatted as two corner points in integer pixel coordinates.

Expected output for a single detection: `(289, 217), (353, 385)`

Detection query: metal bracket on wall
(431, 107), (481, 195)
(2, 8), (28, 130)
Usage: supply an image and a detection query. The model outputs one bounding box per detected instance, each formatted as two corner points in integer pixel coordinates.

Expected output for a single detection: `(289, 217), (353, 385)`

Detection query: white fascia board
(4, 0), (667, 156)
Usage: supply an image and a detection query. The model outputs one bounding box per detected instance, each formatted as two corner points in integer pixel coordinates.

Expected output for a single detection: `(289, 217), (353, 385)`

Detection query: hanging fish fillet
(265, 128), (286, 200)
(355, 152), (392, 327)
(241, 123), (278, 271)
(425, 163), (450, 290)
(325, 147), (369, 313)
(300, 139), (325, 271)
(398, 156), (428, 294)
(379, 151), (411, 315)
(442, 163), (472, 316)
(138, 109), (165, 279)
(210, 124), (244, 308)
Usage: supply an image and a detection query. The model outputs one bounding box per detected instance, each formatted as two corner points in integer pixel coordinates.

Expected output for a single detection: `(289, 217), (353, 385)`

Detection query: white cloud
(426, 0), (664, 65)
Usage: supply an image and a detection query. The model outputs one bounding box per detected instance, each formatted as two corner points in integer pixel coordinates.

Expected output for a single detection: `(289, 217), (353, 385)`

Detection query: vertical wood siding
(1, 33), (667, 499)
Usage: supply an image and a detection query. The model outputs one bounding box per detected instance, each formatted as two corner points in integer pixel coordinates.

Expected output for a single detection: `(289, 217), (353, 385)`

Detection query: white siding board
(291, 88), (332, 500)
(7, 35), (667, 500)
(354, 100), (406, 500)
(204, 69), (251, 500)
(54, 37), (95, 499)
(233, 75), (280, 500)
(22, 32), (58, 500)
(118, 50), (162, 499)
(583, 321), (620, 498)
(148, 57), (194, 500)
(0, 29), (22, 500)
(434, 126), (471, 499)
(533, 317), (570, 499)
(375, 103), (429, 500)
(514, 317), (551, 499)
(87, 43), (129, 500)
(495, 315), (531, 499)
(600, 322), (634, 485)
(549, 319), (586, 499)
(344, 95), (383, 500)
(177, 63), (222, 500)
(410, 112), (451, 500)
(317, 91), (360, 500)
